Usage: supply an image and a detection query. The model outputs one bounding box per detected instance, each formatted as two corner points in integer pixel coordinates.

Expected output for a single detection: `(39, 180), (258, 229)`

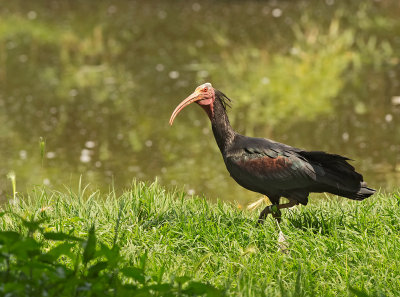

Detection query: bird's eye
(203, 87), (208, 92)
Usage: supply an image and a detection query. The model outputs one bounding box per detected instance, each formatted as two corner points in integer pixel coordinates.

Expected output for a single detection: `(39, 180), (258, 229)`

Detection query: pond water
(0, 1), (399, 204)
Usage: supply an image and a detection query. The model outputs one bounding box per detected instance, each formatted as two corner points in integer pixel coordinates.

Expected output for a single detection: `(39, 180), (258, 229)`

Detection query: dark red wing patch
(236, 155), (292, 176)
(229, 152), (316, 190)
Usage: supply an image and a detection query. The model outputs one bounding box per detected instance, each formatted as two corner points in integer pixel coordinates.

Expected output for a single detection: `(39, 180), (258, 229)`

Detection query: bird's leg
(257, 200), (299, 224)
(257, 204), (279, 224)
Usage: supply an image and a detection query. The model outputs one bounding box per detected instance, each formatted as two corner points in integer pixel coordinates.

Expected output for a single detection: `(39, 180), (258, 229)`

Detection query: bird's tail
(299, 150), (376, 200)
(340, 182), (375, 200)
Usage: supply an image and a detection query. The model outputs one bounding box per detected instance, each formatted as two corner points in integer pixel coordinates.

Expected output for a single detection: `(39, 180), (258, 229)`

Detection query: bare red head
(169, 82), (216, 125)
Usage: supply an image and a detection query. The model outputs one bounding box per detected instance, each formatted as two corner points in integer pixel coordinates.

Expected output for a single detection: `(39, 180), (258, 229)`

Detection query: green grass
(1, 181), (399, 296)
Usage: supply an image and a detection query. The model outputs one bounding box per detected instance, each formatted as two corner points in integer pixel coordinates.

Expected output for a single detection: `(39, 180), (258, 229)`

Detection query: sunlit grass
(1, 181), (399, 296)
(39, 137), (45, 167)
(6, 171), (16, 201)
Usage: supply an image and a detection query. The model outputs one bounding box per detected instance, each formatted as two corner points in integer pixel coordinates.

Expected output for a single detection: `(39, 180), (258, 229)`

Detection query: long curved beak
(169, 91), (202, 125)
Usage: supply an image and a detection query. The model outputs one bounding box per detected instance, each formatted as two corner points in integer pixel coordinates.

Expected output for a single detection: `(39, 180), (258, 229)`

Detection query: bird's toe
(257, 205), (279, 224)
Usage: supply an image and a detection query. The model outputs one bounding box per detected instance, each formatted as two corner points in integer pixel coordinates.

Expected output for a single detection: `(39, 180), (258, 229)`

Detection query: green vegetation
(1, 181), (399, 296)
(0, 2), (398, 295)
(0, 1), (399, 199)
(204, 19), (356, 132)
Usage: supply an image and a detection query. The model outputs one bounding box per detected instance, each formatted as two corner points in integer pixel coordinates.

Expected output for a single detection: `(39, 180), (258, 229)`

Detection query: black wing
(225, 135), (374, 203)
(225, 136), (319, 204)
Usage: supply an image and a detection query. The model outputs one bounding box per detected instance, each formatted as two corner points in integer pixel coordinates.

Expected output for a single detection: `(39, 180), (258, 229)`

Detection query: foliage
(1, 181), (400, 296)
(0, 1), (399, 200)
(203, 18), (356, 132)
(0, 199), (223, 296)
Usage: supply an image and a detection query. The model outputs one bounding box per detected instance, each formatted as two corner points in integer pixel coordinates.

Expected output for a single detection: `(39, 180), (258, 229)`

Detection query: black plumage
(170, 83), (375, 223)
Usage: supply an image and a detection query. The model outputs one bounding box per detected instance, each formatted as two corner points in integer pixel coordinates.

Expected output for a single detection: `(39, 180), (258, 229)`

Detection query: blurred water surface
(0, 1), (399, 203)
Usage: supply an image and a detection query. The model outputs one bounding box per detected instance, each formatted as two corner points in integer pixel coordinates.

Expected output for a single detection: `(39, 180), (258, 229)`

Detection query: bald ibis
(169, 83), (375, 223)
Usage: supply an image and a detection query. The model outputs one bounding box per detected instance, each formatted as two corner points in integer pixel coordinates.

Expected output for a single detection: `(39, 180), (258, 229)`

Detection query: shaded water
(0, 1), (399, 203)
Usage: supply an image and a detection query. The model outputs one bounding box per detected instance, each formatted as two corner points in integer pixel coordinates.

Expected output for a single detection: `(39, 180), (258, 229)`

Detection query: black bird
(169, 83), (375, 223)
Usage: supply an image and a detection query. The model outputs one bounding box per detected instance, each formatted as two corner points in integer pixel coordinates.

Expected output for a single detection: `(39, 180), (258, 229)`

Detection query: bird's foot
(257, 204), (280, 224)
(257, 200), (299, 225)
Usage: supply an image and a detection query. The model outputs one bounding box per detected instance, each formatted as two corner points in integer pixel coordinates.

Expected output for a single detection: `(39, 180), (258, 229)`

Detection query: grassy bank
(1, 181), (399, 296)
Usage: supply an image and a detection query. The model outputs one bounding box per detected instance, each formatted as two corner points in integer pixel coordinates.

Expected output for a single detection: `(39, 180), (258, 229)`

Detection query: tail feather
(299, 150), (376, 200)
(346, 183), (376, 200)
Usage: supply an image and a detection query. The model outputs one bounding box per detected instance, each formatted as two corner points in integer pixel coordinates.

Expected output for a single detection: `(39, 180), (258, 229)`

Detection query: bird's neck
(210, 98), (236, 153)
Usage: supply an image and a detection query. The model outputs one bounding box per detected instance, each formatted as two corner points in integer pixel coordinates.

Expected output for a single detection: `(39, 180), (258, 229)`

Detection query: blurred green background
(0, 0), (399, 203)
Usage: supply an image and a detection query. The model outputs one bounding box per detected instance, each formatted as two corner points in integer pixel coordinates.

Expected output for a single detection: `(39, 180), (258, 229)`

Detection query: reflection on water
(0, 1), (399, 203)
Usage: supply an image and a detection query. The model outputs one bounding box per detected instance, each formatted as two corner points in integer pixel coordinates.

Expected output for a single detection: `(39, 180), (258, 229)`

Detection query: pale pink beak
(169, 90), (202, 125)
